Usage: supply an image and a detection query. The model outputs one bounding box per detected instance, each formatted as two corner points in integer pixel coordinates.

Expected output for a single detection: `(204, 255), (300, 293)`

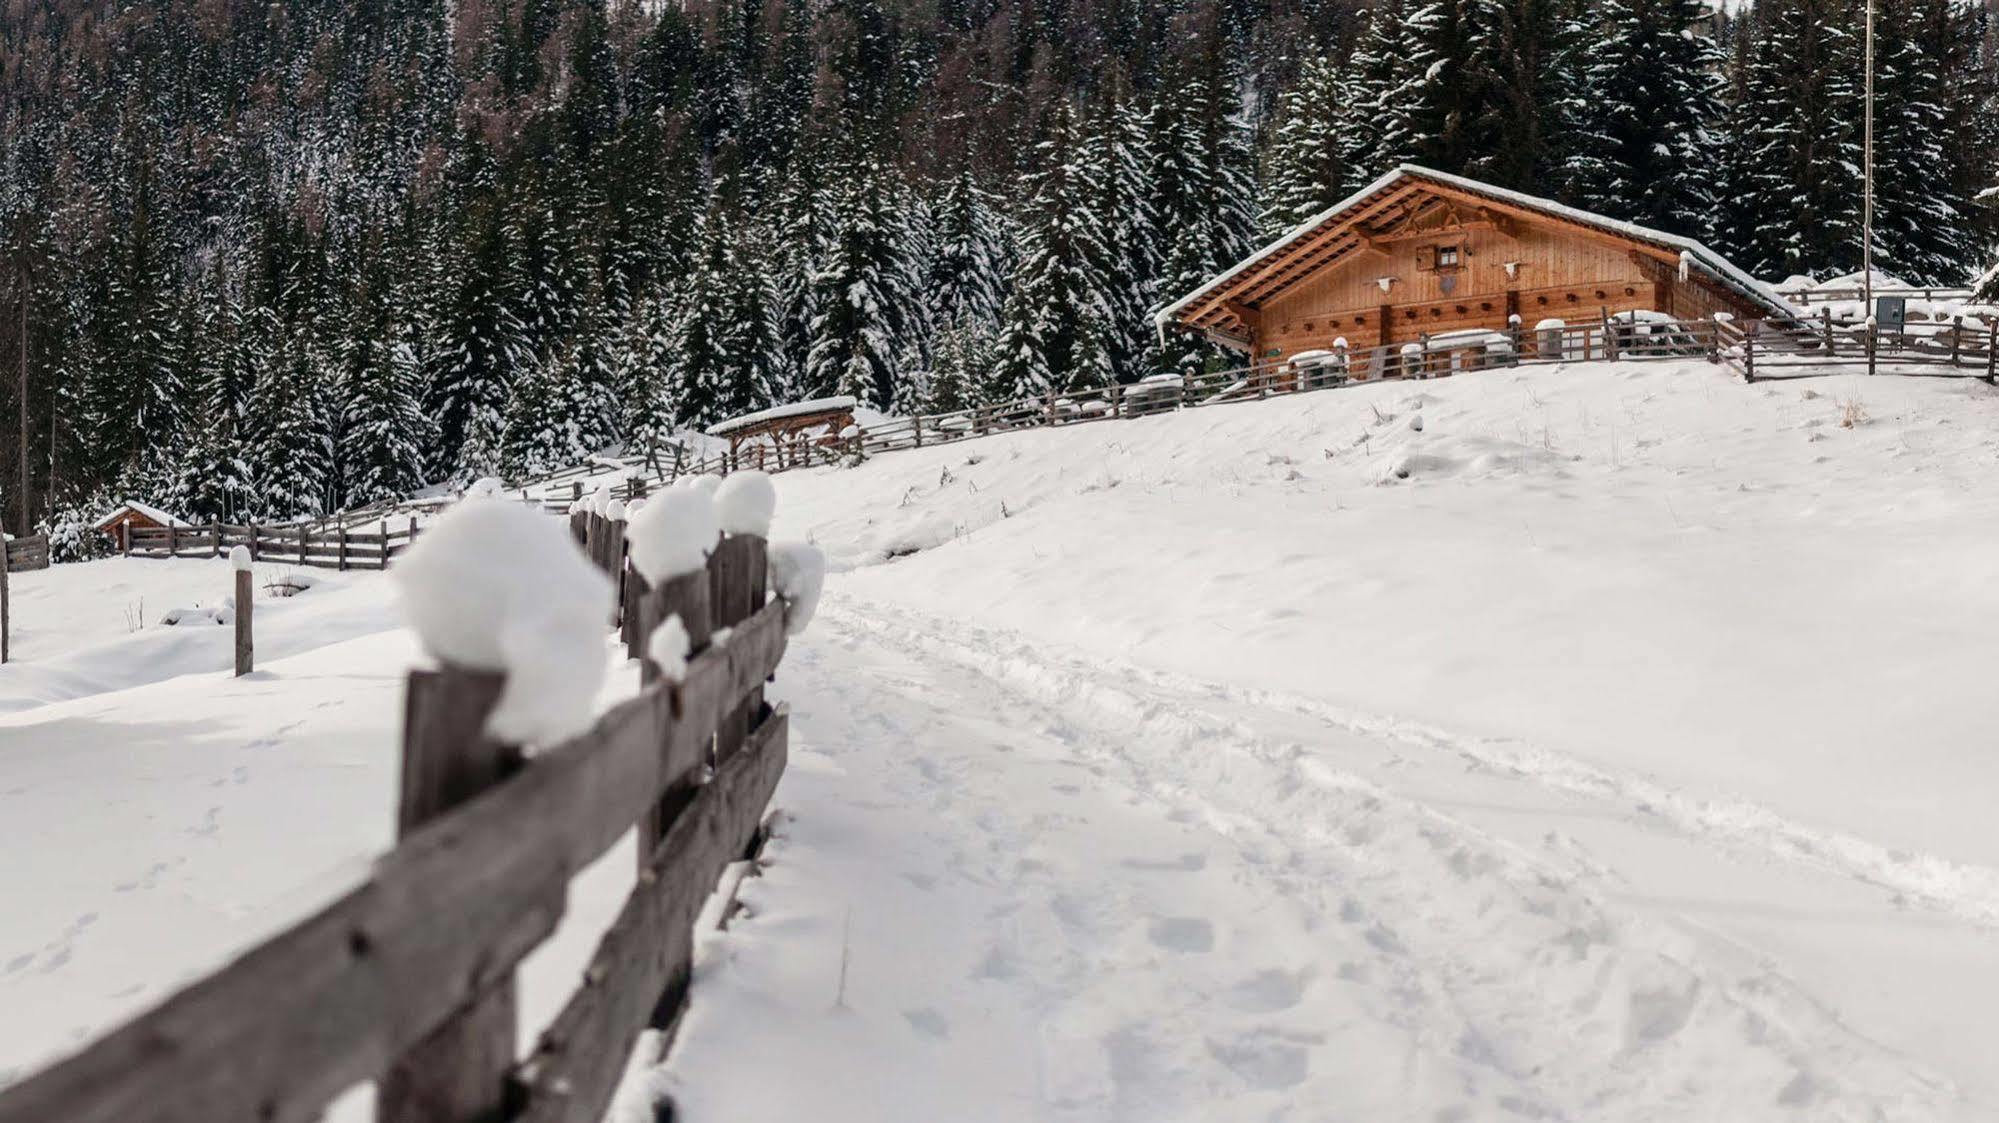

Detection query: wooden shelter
(1158, 165), (1797, 369)
(92, 499), (185, 544)
(704, 396), (858, 469)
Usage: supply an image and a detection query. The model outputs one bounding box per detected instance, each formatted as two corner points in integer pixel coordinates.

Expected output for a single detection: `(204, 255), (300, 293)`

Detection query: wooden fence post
(119, 520), (129, 556)
(1987, 321), (1997, 384)
(1601, 308), (1620, 360)
(1821, 307), (1834, 355)
(166, 522), (177, 557)
(1743, 322), (1757, 383)
(337, 524), (348, 571)
(211, 521), (221, 558)
(379, 666), (526, 1123)
(1867, 320), (1878, 376)
(247, 522), (258, 561)
(707, 534), (767, 770)
(2, 536), (10, 665)
(912, 413), (923, 448)
(1045, 387), (1057, 427)
(234, 562), (253, 677)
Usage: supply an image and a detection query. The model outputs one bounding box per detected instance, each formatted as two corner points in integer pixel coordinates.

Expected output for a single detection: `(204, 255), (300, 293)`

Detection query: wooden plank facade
(1159, 165), (1795, 368)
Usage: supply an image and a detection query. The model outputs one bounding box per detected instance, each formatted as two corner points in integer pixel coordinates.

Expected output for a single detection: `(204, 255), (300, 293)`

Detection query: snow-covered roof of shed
(92, 499), (188, 529)
(704, 395), (859, 438)
(1156, 165), (1800, 342)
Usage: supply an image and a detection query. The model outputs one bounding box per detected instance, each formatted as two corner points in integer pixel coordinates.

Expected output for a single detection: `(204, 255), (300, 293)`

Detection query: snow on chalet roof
(704, 396), (859, 438)
(1155, 165), (1800, 339)
(92, 499), (187, 529)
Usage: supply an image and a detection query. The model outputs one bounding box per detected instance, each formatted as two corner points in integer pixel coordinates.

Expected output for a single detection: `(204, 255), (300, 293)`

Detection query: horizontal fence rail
(1722, 314), (1999, 382)
(122, 519), (422, 570)
(4, 533), (50, 573)
(0, 512), (790, 1123)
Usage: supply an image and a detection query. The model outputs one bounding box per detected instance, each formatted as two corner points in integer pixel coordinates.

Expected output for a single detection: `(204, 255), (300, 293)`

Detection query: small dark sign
(1875, 295), (1907, 329)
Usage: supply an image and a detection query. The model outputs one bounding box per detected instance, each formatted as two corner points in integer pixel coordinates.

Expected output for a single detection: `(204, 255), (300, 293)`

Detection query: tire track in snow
(811, 597), (1974, 1120)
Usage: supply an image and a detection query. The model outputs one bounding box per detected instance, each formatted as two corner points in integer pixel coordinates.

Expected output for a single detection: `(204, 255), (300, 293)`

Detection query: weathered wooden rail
(0, 511), (791, 1123)
(4, 532), (50, 573)
(1718, 312), (1999, 383)
(122, 519), (420, 570)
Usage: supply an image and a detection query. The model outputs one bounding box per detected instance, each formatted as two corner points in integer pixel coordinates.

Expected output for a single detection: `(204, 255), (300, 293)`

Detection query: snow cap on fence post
(391, 498), (614, 745)
(767, 541), (826, 635)
(714, 470), (776, 537)
(625, 488), (719, 584)
(229, 544), (253, 572)
(647, 614), (692, 684)
(605, 498), (627, 522)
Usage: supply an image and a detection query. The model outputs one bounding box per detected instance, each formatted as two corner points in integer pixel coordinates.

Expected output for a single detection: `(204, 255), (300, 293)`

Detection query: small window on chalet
(1435, 245), (1461, 269)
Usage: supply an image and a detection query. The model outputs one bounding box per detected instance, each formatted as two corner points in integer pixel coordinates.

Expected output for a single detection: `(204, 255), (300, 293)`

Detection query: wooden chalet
(1158, 166), (1796, 370)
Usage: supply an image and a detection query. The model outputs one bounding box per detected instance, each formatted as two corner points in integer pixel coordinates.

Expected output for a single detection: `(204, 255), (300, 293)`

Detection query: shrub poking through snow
(229, 545), (252, 572)
(768, 541), (827, 635)
(392, 498), (613, 746)
(715, 471), (776, 537)
(626, 489), (719, 583)
(647, 614), (691, 684)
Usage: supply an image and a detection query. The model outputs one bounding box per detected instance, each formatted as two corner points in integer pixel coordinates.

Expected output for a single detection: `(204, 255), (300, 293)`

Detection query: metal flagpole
(1863, 0), (1876, 316)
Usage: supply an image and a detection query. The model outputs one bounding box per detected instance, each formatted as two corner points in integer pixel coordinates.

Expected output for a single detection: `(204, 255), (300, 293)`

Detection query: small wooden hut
(1157, 165), (1797, 372)
(705, 396), (858, 469)
(92, 500), (185, 544)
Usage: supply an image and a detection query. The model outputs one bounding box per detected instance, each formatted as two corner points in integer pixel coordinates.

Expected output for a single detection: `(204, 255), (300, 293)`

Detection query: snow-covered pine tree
(1867, 0), (1979, 284)
(1714, 0), (1863, 277)
(1566, 0), (1725, 236)
(1338, 0), (1446, 182)
(927, 169), (1011, 334)
(248, 328), (332, 520)
(1090, 93), (1164, 383)
(1150, 55), (1260, 374)
(666, 208), (739, 428)
(803, 154), (922, 409)
(1460, 0), (1589, 193)
(338, 244), (431, 506)
(1259, 54), (1348, 236)
(991, 104), (1118, 399)
(614, 282), (680, 474)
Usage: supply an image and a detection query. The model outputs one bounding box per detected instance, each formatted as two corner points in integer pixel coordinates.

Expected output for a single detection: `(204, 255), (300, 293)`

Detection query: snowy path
(666, 593), (1983, 1122)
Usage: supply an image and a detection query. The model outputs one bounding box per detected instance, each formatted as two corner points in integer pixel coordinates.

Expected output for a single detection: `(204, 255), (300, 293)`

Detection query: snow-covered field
(7, 360), (1999, 1120)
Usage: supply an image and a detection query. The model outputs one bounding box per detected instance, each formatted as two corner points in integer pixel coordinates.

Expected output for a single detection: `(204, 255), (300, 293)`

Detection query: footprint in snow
(1147, 916), (1214, 953)
(902, 1007), (950, 1040)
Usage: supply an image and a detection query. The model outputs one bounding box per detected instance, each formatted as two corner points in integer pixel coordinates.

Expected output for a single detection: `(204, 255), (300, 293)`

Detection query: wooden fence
(1717, 313), (1999, 382)
(123, 519), (421, 570)
(0, 511), (792, 1123)
(4, 532), (49, 573)
(531, 315), (1728, 504)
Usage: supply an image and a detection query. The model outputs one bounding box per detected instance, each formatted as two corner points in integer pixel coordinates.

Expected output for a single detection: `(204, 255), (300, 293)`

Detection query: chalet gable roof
(1156, 165), (1797, 345)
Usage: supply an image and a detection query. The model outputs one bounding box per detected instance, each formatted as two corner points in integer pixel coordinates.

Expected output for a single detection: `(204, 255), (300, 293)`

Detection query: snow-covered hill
(6, 360), (1999, 1120)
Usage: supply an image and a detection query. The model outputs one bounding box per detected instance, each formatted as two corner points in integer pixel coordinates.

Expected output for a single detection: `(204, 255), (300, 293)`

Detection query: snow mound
(391, 498), (613, 745)
(1375, 435), (1569, 484)
(647, 614), (691, 683)
(715, 471), (777, 537)
(465, 477), (506, 500)
(159, 606), (231, 627)
(768, 541), (827, 635)
(626, 489), (719, 584)
(677, 473), (722, 496)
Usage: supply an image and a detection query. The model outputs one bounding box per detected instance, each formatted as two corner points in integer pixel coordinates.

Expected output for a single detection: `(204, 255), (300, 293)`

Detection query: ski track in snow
(670, 595), (1980, 1121)
(833, 597), (1999, 934)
